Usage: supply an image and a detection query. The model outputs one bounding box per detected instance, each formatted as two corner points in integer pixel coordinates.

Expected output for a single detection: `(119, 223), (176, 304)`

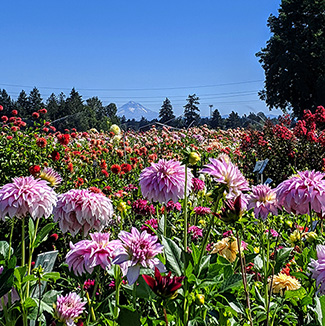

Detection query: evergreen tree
(256, 0), (325, 118)
(0, 89), (15, 116)
(226, 111), (241, 129)
(17, 90), (30, 117)
(159, 98), (175, 123)
(46, 93), (59, 121)
(183, 94), (200, 127)
(28, 87), (43, 116)
(65, 88), (83, 116)
(104, 103), (120, 125)
(210, 108), (223, 129)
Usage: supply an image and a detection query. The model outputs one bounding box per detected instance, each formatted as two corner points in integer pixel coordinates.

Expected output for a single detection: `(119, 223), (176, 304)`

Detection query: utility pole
(209, 104), (213, 119)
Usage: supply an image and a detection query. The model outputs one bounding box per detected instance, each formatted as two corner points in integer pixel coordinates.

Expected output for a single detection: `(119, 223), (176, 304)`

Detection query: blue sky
(1, 0), (284, 117)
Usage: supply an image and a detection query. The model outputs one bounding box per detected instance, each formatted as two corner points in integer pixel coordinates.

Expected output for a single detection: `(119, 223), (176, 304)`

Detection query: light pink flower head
(247, 184), (279, 220)
(53, 189), (114, 237)
(309, 245), (325, 294)
(276, 170), (325, 215)
(139, 159), (193, 204)
(66, 232), (123, 276)
(113, 227), (165, 285)
(0, 176), (57, 220)
(55, 292), (86, 326)
(200, 155), (249, 199)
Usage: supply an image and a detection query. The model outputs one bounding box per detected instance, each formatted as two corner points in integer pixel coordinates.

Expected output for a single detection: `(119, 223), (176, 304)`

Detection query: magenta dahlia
(139, 159), (193, 204)
(309, 245), (325, 294)
(0, 176), (57, 220)
(193, 206), (211, 216)
(113, 227), (165, 285)
(247, 184), (279, 220)
(54, 292), (86, 326)
(200, 155), (249, 199)
(66, 232), (123, 276)
(275, 170), (325, 215)
(53, 189), (114, 237)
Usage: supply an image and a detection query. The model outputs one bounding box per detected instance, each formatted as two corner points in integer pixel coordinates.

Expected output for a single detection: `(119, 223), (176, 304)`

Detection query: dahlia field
(1, 106), (325, 326)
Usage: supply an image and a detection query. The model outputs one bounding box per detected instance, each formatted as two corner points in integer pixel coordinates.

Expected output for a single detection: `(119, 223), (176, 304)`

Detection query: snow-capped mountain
(117, 101), (158, 121)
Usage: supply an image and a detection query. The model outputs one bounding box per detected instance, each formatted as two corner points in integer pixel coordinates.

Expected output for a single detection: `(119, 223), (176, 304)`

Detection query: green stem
(183, 165), (188, 251)
(114, 265), (122, 320)
(21, 218), (26, 266)
(163, 208), (167, 237)
(8, 219), (15, 262)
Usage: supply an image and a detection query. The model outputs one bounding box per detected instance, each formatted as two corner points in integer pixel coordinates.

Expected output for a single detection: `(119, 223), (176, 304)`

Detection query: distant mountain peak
(117, 101), (158, 121)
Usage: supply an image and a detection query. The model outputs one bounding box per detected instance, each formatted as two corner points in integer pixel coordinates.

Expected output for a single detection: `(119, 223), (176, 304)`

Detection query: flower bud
(195, 293), (205, 305)
(189, 152), (201, 165)
(117, 201), (127, 213)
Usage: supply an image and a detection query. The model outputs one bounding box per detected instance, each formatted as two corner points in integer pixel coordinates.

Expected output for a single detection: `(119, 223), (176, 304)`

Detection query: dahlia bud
(195, 293), (205, 305)
(188, 152), (201, 165)
(306, 231), (317, 243)
(117, 201), (127, 213)
(220, 195), (244, 224)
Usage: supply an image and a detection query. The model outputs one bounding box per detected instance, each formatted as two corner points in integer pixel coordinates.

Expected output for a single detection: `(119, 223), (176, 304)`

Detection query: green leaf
(315, 295), (325, 326)
(28, 218), (35, 242)
(42, 290), (61, 305)
(274, 248), (292, 275)
(41, 272), (60, 282)
(161, 236), (183, 276)
(24, 297), (37, 309)
(219, 274), (243, 293)
(14, 265), (27, 284)
(188, 317), (206, 326)
(285, 287), (306, 300)
(0, 241), (12, 260)
(0, 267), (14, 297)
(117, 306), (141, 326)
(34, 223), (56, 248)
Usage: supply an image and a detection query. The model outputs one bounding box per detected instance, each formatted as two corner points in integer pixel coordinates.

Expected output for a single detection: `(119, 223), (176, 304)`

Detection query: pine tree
(210, 108), (223, 129)
(17, 90), (30, 117)
(46, 93), (59, 121)
(226, 111), (241, 129)
(28, 87), (43, 116)
(0, 89), (15, 116)
(104, 103), (120, 125)
(159, 98), (175, 124)
(183, 94), (200, 127)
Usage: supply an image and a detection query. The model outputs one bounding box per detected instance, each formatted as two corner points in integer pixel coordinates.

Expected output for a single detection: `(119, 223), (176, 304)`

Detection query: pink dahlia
(275, 170), (325, 215)
(53, 189), (114, 237)
(193, 206), (211, 216)
(113, 227), (165, 285)
(188, 225), (203, 240)
(0, 176), (57, 220)
(55, 292), (86, 326)
(131, 199), (155, 216)
(309, 245), (325, 294)
(66, 232), (123, 276)
(39, 167), (62, 187)
(191, 177), (205, 192)
(247, 184), (279, 220)
(139, 159), (193, 204)
(141, 218), (158, 235)
(200, 155), (249, 199)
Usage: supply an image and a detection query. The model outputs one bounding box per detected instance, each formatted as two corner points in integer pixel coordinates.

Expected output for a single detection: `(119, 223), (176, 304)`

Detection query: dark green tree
(65, 88), (83, 116)
(0, 89), (15, 116)
(256, 0), (325, 118)
(183, 94), (200, 127)
(226, 111), (241, 129)
(17, 90), (30, 117)
(46, 93), (59, 121)
(159, 98), (175, 123)
(104, 103), (120, 125)
(210, 108), (223, 129)
(28, 87), (43, 116)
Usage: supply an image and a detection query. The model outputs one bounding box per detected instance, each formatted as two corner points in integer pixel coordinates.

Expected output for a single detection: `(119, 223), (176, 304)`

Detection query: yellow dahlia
(271, 273), (301, 296)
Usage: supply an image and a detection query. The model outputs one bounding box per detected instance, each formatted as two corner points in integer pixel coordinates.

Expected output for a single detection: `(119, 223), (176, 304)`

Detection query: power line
(0, 79), (263, 91)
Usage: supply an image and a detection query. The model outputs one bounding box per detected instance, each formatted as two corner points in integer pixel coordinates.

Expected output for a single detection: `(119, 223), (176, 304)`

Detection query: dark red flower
(36, 137), (47, 148)
(142, 268), (185, 299)
(11, 110), (18, 116)
(51, 151), (60, 161)
(1, 116), (8, 123)
(39, 108), (47, 114)
(111, 164), (121, 174)
(102, 185), (112, 195)
(101, 169), (109, 177)
(29, 165), (41, 176)
(50, 233), (59, 241)
(57, 134), (70, 145)
(32, 112), (40, 119)
(67, 162), (73, 172)
(0, 105), (3, 111)
(121, 163), (132, 173)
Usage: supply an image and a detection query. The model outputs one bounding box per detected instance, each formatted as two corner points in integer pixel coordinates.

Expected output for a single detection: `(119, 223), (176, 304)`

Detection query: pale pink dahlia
(309, 245), (325, 294)
(247, 184), (279, 220)
(275, 170), (325, 215)
(53, 189), (114, 237)
(66, 232), (123, 276)
(113, 227), (165, 285)
(55, 292), (86, 326)
(39, 167), (62, 187)
(139, 159), (193, 204)
(200, 155), (249, 199)
(0, 176), (57, 220)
